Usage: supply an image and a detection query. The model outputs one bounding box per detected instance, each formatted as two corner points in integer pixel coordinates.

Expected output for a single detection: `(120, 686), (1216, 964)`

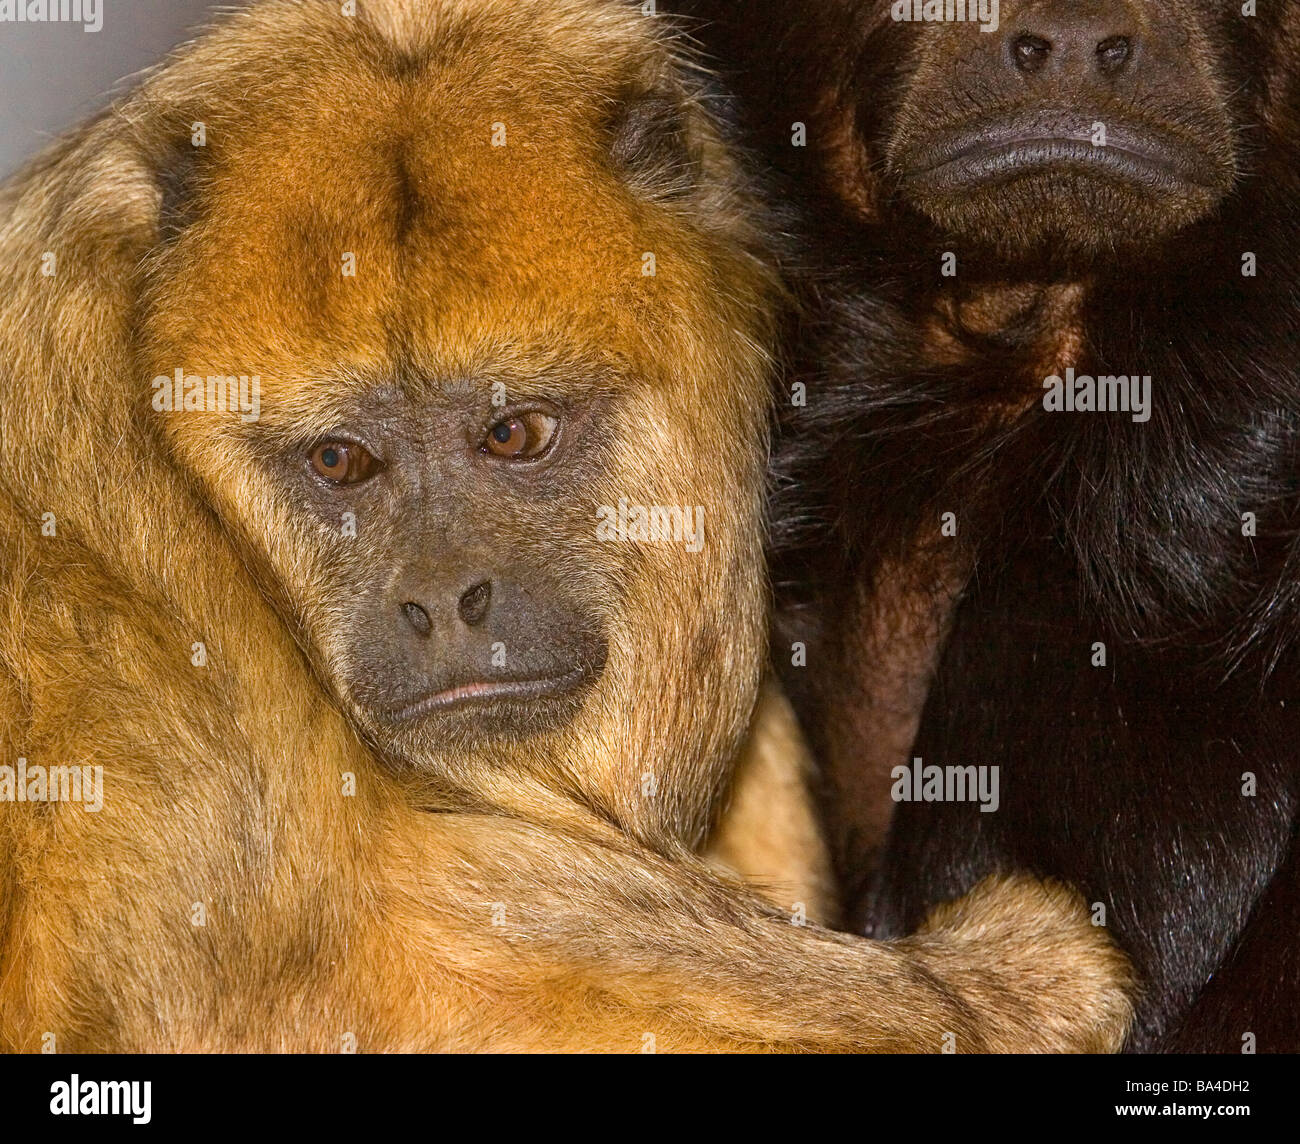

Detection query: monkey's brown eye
(310, 441), (378, 485)
(482, 412), (559, 459)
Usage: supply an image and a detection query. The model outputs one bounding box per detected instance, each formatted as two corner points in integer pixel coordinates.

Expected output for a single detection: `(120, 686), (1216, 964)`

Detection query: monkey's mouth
(384, 665), (594, 724)
(897, 117), (1228, 199)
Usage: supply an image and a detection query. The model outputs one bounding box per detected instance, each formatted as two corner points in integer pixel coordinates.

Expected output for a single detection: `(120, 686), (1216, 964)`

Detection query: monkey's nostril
(402, 601), (432, 636)
(458, 580), (492, 627)
(1013, 34), (1052, 74)
(1096, 35), (1132, 74)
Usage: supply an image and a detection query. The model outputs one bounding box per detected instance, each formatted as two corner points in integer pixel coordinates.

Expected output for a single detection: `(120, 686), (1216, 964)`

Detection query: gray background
(0, 1), (229, 177)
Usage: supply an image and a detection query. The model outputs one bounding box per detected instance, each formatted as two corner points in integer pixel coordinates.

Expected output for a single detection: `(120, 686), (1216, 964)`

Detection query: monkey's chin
(906, 177), (1223, 264)
(894, 120), (1233, 262)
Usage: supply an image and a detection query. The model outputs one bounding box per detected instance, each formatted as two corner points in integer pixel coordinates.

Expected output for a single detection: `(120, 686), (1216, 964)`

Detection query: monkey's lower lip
(387, 667), (589, 721)
(902, 126), (1221, 196)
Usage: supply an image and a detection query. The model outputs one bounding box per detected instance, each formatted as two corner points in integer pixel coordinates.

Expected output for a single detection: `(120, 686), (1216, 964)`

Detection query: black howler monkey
(672, 0), (1300, 1051)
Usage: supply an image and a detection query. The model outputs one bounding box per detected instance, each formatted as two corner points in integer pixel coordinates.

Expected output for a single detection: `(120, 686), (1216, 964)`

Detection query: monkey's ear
(607, 90), (701, 201)
(154, 132), (207, 244)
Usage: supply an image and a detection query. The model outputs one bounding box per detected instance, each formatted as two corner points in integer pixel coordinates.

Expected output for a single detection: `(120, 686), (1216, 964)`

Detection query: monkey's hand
(899, 873), (1135, 1054)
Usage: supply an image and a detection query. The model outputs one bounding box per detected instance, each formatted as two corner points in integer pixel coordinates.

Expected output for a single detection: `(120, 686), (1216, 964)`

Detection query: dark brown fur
(672, 0), (1300, 1050)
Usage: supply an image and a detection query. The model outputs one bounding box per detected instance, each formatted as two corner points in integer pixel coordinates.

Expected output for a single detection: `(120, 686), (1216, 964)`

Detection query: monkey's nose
(457, 580), (492, 626)
(1009, 1), (1137, 77)
(402, 601), (432, 636)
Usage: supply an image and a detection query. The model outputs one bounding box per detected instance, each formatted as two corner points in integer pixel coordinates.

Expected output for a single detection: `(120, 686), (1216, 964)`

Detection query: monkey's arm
(374, 810), (1133, 1053)
(702, 678), (837, 925)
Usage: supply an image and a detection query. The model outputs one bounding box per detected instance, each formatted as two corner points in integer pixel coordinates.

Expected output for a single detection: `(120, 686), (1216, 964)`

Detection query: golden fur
(703, 681), (837, 924)
(0, 0), (1131, 1052)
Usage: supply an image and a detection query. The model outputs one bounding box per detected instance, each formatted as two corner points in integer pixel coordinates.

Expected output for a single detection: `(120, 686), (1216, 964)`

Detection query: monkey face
(868, 0), (1241, 259)
(132, 0), (774, 839)
(272, 381), (613, 750)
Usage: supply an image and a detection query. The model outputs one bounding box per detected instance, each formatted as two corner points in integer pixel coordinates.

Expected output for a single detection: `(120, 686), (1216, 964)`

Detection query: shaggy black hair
(675, 0), (1300, 1051)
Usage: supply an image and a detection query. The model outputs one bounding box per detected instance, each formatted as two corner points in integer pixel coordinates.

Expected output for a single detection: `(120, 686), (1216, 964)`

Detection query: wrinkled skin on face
(881, 0), (1238, 259)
